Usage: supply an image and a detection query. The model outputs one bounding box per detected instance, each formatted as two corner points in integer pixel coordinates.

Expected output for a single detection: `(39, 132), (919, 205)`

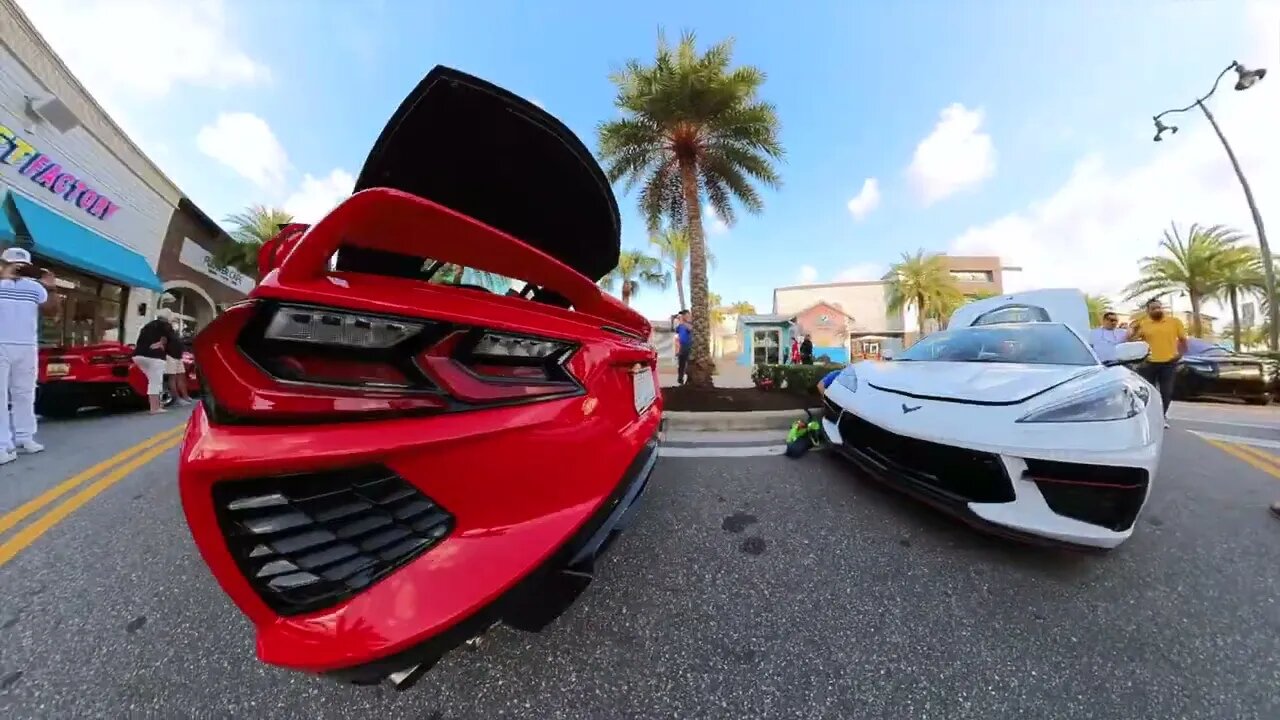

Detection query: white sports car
(822, 289), (1162, 550)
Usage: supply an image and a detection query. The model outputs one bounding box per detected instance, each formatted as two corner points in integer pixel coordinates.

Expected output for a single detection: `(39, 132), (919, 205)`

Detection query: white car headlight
(1017, 377), (1151, 423)
(836, 367), (858, 393)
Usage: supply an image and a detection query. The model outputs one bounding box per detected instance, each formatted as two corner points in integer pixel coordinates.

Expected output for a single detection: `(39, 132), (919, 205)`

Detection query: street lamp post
(1152, 61), (1273, 350)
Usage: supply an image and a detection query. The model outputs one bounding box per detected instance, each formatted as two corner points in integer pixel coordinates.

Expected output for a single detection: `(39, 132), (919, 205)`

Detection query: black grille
(837, 412), (1013, 503)
(213, 466), (453, 616)
(1024, 459), (1148, 532)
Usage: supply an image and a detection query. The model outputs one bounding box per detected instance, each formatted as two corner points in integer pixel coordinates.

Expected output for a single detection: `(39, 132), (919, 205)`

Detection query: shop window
(35, 259), (127, 348)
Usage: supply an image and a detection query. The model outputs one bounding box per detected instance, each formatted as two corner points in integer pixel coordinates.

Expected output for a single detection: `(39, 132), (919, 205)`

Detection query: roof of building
(738, 313), (794, 324)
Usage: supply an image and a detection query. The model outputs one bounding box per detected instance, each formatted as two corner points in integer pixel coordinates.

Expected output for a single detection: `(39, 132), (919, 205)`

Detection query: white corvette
(822, 289), (1163, 550)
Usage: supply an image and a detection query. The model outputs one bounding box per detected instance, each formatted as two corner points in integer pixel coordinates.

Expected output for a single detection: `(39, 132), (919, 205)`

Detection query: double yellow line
(0, 424), (186, 568)
(1200, 436), (1280, 481)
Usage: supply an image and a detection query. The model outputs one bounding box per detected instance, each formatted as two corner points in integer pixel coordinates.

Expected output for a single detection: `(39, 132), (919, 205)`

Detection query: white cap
(1, 247), (32, 264)
(155, 307), (176, 321)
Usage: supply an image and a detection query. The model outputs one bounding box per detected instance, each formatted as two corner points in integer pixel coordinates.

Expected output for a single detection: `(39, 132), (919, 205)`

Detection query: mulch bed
(661, 384), (816, 412)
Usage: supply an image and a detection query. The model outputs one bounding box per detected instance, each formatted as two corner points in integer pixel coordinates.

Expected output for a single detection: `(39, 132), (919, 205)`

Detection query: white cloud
(846, 178), (881, 220)
(704, 204), (729, 234)
(950, 0), (1278, 322)
(907, 103), (997, 205)
(284, 169), (357, 223)
(799, 265), (819, 283)
(196, 112), (289, 191)
(837, 262), (887, 281)
(16, 0), (268, 106)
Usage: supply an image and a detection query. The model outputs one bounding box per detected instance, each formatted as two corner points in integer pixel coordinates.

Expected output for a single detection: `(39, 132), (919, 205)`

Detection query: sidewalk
(658, 360), (754, 388)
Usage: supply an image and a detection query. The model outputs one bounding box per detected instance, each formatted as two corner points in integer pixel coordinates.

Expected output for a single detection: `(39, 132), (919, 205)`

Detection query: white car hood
(860, 361), (1101, 404)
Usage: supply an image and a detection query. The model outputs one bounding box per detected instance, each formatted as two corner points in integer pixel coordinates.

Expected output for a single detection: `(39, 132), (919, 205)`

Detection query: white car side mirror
(1107, 341), (1149, 365)
(880, 348), (896, 360)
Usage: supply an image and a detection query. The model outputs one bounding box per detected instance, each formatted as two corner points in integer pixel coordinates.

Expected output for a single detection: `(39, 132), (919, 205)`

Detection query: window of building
(950, 270), (994, 283)
(37, 262), (127, 348)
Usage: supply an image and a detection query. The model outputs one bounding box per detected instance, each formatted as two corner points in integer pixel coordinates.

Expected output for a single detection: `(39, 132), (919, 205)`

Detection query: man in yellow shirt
(1128, 298), (1188, 426)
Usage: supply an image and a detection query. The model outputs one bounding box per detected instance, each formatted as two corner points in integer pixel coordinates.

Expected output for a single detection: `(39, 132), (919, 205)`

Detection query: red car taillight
(195, 301), (583, 423)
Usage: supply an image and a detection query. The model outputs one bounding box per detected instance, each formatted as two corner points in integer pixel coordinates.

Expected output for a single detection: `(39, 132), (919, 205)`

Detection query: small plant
(751, 363), (786, 390)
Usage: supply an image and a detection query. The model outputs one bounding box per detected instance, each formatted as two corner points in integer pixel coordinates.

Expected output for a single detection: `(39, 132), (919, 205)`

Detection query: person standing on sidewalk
(132, 308), (181, 414)
(674, 309), (692, 385)
(162, 311), (193, 407)
(1, 247), (56, 464)
(1128, 298), (1187, 428)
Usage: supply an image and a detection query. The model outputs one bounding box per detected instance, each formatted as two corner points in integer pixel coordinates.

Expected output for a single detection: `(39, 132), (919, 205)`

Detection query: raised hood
(862, 361), (1100, 405)
(354, 66), (621, 282)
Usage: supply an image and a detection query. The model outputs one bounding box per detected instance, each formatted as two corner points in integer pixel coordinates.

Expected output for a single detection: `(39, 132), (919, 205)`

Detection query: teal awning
(5, 191), (163, 291)
(0, 194), (16, 243)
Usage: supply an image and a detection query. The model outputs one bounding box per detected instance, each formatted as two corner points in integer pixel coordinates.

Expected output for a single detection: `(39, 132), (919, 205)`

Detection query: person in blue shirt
(674, 309), (693, 385)
(816, 368), (841, 398)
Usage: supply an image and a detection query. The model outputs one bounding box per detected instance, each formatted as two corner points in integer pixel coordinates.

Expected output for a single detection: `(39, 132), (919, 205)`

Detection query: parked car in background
(36, 342), (200, 417)
(177, 66), (661, 691)
(1174, 338), (1278, 405)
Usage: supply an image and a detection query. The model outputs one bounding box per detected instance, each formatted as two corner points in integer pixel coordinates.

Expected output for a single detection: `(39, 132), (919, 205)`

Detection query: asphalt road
(1, 402), (1278, 719)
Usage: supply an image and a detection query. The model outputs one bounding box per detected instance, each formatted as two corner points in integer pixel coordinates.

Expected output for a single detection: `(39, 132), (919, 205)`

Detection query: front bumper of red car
(178, 399), (662, 689)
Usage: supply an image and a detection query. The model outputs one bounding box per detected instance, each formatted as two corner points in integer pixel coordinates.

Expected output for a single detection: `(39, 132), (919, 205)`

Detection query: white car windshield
(896, 324), (1098, 366)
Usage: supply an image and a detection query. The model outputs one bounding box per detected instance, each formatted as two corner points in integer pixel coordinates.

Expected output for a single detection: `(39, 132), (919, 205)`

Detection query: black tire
(1246, 394), (1273, 406)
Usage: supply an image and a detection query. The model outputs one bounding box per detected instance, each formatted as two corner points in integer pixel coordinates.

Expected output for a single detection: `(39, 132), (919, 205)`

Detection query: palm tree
(1124, 223), (1244, 337)
(650, 226), (716, 311)
(1211, 245), (1265, 351)
(725, 300), (757, 316)
(598, 31), (783, 388)
(886, 250), (963, 336)
(214, 205), (294, 276)
(1084, 294), (1113, 328)
(598, 249), (670, 306)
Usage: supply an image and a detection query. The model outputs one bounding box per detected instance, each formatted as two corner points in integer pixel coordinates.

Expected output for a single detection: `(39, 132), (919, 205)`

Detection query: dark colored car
(1175, 340), (1278, 405)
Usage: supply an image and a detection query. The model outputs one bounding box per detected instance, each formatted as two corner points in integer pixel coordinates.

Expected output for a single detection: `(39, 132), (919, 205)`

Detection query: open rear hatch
(348, 65), (621, 284)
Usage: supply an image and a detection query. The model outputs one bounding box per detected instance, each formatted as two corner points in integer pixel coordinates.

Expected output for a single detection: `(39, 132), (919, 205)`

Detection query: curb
(662, 408), (823, 432)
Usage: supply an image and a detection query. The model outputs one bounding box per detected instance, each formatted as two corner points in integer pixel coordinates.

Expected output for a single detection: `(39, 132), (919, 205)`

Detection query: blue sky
(20, 0), (1279, 322)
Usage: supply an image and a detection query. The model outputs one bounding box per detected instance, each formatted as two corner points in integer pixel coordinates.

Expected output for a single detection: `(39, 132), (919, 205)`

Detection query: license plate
(46, 363), (70, 377)
(632, 364), (657, 415)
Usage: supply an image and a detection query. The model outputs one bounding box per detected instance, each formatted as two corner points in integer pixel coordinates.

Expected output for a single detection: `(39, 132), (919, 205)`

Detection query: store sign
(179, 239), (256, 295)
(0, 124), (120, 222)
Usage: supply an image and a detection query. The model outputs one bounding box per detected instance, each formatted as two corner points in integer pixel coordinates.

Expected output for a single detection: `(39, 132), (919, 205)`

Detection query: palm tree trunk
(679, 157), (714, 388)
(916, 294), (926, 336)
(621, 281), (633, 306)
(1189, 293), (1203, 337)
(675, 265), (687, 311)
(1230, 289), (1241, 350)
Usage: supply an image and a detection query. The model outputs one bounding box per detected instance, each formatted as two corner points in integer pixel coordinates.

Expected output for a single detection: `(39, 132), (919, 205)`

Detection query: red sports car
(36, 343), (199, 417)
(178, 66), (662, 690)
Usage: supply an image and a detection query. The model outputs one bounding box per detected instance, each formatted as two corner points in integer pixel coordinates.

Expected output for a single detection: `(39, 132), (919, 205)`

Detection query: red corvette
(177, 67), (662, 690)
(36, 343), (199, 417)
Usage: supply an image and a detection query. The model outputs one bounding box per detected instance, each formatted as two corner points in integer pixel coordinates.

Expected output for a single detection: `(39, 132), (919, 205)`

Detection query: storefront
(1, 35), (174, 349)
(155, 198), (255, 335)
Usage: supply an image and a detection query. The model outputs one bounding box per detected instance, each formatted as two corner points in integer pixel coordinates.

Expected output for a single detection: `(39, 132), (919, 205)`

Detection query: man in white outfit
(1, 247), (56, 464)
(1087, 311), (1127, 362)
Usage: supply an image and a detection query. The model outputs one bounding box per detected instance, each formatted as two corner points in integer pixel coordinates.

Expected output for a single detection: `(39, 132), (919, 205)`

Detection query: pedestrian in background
(1088, 311), (1126, 362)
(1128, 298), (1187, 428)
(163, 314), (193, 407)
(0, 247), (56, 464)
(800, 334), (814, 365)
(132, 308), (181, 414)
(674, 309), (692, 385)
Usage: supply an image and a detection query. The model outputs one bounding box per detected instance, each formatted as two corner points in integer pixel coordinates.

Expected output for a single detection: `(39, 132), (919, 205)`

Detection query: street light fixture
(1234, 64), (1267, 91)
(1151, 60), (1274, 350)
